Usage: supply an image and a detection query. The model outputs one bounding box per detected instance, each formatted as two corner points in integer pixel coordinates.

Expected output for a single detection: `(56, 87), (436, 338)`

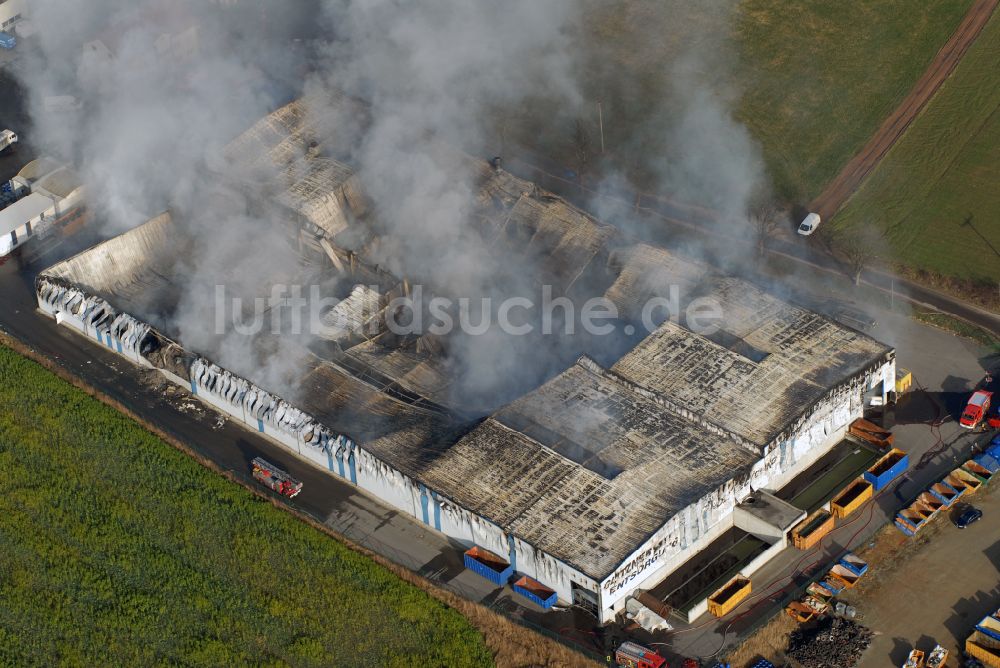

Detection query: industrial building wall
(597, 356), (894, 621)
(34, 289), (599, 608)
(0, 0), (27, 31)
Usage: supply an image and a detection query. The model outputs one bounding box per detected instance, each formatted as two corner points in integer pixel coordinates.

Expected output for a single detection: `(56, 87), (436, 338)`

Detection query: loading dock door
(572, 582), (598, 614)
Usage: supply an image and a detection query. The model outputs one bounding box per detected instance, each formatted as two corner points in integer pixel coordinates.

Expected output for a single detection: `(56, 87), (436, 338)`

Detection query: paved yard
(843, 476), (1000, 667)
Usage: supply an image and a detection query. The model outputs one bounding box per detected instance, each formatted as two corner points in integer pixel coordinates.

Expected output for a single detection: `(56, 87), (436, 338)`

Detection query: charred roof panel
(421, 358), (758, 577)
(610, 269), (893, 448)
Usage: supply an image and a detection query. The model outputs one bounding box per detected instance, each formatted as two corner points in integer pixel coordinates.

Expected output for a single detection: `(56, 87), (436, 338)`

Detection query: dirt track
(809, 0), (999, 220)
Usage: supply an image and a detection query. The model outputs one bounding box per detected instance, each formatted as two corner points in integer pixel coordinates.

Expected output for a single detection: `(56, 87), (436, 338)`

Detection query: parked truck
(615, 641), (667, 668)
(251, 457), (302, 498)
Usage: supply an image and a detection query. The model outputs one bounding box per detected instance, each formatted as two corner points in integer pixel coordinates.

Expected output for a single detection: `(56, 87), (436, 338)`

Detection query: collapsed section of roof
(606, 255), (894, 450)
(277, 157), (367, 239)
(420, 356), (760, 578)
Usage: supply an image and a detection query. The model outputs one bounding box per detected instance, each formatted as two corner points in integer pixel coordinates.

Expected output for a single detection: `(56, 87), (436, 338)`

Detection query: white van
(797, 212), (821, 236)
(0, 129), (17, 151)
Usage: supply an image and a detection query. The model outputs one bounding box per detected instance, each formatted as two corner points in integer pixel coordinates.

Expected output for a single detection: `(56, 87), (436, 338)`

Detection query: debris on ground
(786, 617), (873, 668)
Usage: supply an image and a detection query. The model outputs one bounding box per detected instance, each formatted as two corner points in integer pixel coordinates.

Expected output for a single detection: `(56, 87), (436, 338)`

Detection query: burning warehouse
(33, 97), (894, 625)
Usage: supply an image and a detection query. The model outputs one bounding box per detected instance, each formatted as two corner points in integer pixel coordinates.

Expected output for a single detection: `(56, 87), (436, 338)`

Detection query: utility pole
(597, 102), (605, 154)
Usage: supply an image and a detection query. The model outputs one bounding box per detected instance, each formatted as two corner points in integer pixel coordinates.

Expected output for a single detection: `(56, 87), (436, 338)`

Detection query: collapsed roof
(420, 356), (761, 577)
(36, 96), (895, 581)
(605, 245), (892, 450)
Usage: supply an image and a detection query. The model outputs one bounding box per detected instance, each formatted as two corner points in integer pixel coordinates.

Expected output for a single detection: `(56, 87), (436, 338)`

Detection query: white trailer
(0, 129), (17, 152)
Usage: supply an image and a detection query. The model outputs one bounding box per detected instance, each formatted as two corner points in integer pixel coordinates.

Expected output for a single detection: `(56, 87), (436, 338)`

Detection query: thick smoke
(12, 0), (324, 394)
(12, 0), (770, 408)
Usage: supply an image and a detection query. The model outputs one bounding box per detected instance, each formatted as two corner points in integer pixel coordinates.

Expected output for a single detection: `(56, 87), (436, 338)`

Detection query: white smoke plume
(11, 0), (770, 407)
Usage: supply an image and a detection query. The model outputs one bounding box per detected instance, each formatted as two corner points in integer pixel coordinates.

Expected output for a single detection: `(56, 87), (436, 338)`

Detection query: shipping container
(849, 418), (894, 449)
(963, 460), (994, 483)
(512, 575), (557, 609)
(785, 601), (816, 623)
(967, 630), (1000, 667)
(929, 479), (962, 507)
(895, 500), (938, 536)
(818, 576), (847, 595)
(708, 576), (751, 618)
(864, 448), (909, 491)
(802, 594), (832, 615)
(830, 478), (873, 519)
(463, 546), (513, 587)
(828, 564), (860, 589)
(807, 580), (838, 598)
(978, 615), (1000, 642)
(838, 552), (869, 577)
(917, 492), (944, 514)
(975, 453), (1000, 474)
(951, 468), (983, 493)
(894, 517), (916, 536)
(945, 472), (972, 496)
(895, 368), (912, 394)
(986, 441), (1000, 460)
(926, 644), (948, 668)
(792, 509), (835, 550)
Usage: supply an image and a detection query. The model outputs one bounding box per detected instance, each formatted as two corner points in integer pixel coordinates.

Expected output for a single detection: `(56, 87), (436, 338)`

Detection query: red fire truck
(251, 457), (303, 498)
(615, 641), (667, 668)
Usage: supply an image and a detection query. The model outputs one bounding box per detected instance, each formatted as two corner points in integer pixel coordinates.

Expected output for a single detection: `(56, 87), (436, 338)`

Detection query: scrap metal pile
(786, 617), (873, 668)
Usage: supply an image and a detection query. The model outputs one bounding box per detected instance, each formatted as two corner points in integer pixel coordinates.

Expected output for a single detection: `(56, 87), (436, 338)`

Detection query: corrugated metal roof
(420, 358), (760, 577)
(34, 166), (82, 200)
(15, 157), (62, 183)
(0, 192), (55, 235)
(610, 273), (892, 449)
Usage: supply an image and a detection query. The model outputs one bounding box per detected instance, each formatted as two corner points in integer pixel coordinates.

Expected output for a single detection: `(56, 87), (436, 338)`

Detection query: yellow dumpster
(708, 576), (751, 618)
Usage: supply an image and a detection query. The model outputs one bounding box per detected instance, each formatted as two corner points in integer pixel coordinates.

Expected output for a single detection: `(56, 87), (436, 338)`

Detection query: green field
(833, 10), (1000, 285)
(735, 0), (974, 202)
(0, 345), (491, 667)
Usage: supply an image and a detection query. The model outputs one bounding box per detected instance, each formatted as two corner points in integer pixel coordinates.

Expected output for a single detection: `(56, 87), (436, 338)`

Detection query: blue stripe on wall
(190, 380), (198, 395)
(419, 485), (430, 525)
(95, 330), (102, 344)
(337, 452), (345, 478)
(507, 534), (517, 573)
(257, 418), (264, 432)
(348, 451), (357, 484)
(327, 448), (335, 472)
(432, 492), (441, 531)
(116, 340), (123, 353)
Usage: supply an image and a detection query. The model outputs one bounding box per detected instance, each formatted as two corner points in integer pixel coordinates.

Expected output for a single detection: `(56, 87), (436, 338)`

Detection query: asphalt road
(505, 156), (1000, 338)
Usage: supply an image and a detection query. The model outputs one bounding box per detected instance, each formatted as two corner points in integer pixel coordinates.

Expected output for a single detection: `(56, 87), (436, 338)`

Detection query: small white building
(0, 157), (84, 256)
(0, 0), (27, 32)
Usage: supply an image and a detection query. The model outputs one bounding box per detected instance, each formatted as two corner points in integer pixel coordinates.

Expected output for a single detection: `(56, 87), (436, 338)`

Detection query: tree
(834, 231), (881, 285)
(748, 202), (779, 260)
